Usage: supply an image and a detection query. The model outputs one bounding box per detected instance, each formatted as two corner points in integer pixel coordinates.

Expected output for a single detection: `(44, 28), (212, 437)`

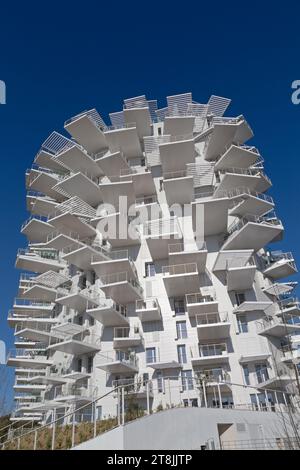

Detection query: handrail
(186, 291), (216, 304)
(162, 262), (198, 276)
(195, 311), (229, 325)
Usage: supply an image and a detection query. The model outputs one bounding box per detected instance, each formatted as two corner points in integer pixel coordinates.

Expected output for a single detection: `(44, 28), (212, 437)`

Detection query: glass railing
(195, 312), (228, 325)
(162, 262), (198, 276)
(186, 291), (216, 305)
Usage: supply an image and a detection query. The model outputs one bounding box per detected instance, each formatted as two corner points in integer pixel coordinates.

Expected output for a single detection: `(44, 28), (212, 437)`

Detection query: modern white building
(6, 92), (300, 449)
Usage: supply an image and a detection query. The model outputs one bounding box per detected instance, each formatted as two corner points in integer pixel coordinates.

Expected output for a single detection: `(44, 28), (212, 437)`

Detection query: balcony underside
(104, 127), (142, 159)
(215, 145), (259, 170)
(163, 272), (200, 297)
(62, 245), (99, 270)
(21, 284), (57, 302)
(234, 301), (273, 313)
(55, 146), (103, 177)
(35, 150), (67, 172)
(259, 323), (300, 337)
(21, 219), (54, 243)
(213, 249), (253, 271)
(87, 305), (129, 326)
(100, 180), (135, 209)
(28, 375), (68, 385)
(28, 173), (65, 202)
(121, 171), (156, 197)
(45, 233), (82, 250)
(94, 212), (141, 248)
(263, 283), (296, 297)
(187, 301), (219, 316)
(100, 281), (143, 304)
(222, 222), (284, 251)
(163, 116), (195, 136)
(239, 353), (271, 363)
(13, 305), (54, 316)
(215, 174), (266, 196)
(229, 195), (274, 218)
(96, 151), (130, 178)
(113, 337), (142, 349)
(15, 328), (54, 343)
(263, 261), (297, 280)
(196, 322), (231, 340)
(15, 255), (65, 273)
(53, 173), (102, 206)
(159, 139), (195, 174)
(164, 176), (194, 206)
(168, 248), (207, 273)
(147, 360), (181, 370)
(96, 361), (138, 373)
(13, 384), (46, 393)
(91, 258), (136, 277)
(56, 292), (97, 313)
(204, 124), (240, 161)
(29, 197), (58, 217)
(136, 307), (161, 322)
(192, 198), (230, 236)
(191, 354), (229, 367)
(227, 265), (256, 291)
(47, 339), (100, 355)
(123, 107), (152, 139)
(65, 113), (107, 154)
(145, 235), (182, 260)
(257, 376), (293, 390)
(7, 357), (53, 368)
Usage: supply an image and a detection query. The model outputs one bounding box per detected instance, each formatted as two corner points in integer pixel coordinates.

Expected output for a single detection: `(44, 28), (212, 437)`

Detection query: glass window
(181, 370), (193, 391)
(235, 292), (246, 306)
(255, 364), (269, 383)
(174, 298), (185, 315)
(87, 356), (93, 374)
(237, 314), (248, 333)
(157, 370), (163, 392)
(146, 347), (156, 364)
(242, 364), (250, 385)
(177, 345), (187, 364)
(145, 262), (156, 277)
(176, 321), (187, 339)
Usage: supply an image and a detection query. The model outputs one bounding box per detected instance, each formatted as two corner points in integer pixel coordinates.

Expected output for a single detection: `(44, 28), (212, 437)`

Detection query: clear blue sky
(0, 1), (300, 411)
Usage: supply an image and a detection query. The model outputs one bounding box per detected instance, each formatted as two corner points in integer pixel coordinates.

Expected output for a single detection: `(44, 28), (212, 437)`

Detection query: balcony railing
(136, 298), (160, 312)
(168, 241), (207, 254)
(143, 216), (181, 237)
(96, 350), (138, 368)
(278, 297), (300, 313)
(105, 122), (136, 131)
(7, 349), (49, 360)
(93, 298), (127, 317)
(197, 343), (228, 358)
(229, 187), (274, 207)
(195, 312), (229, 326)
(13, 298), (54, 308)
(21, 215), (50, 231)
(112, 378), (153, 394)
(196, 368), (231, 383)
(186, 291), (216, 305)
(17, 248), (61, 261)
(99, 271), (143, 293)
(224, 212), (282, 244)
(262, 251), (297, 272)
(162, 262), (198, 276)
(226, 256), (256, 270)
(113, 326), (141, 340)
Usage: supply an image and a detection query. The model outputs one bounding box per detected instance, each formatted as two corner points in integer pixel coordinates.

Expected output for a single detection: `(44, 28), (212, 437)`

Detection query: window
(89, 316), (95, 326)
(77, 358), (82, 373)
(183, 398), (198, 407)
(145, 262), (156, 277)
(174, 298), (185, 315)
(255, 364), (269, 383)
(177, 345), (187, 364)
(235, 292), (246, 306)
(157, 370), (164, 392)
(158, 127), (162, 136)
(181, 370), (193, 391)
(146, 347), (156, 364)
(242, 364), (250, 385)
(176, 321), (187, 339)
(237, 314), (248, 333)
(87, 356), (93, 374)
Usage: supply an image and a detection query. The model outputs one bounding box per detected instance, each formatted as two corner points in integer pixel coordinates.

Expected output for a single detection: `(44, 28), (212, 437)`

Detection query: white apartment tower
(6, 92), (300, 448)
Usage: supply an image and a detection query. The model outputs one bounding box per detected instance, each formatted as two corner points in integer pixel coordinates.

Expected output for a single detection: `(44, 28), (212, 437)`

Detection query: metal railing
(196, 343), (228, 358)
(278, 297), (300, 313)
(195, 312), (229, 325)
(186, 291), (217, 305)
(143, 216), (182, 238)
(88, 298), (127, 317)
(136, 298), (160, 312)
(105, 122), (136, 131)
(224, 212), (282, 244)
(168, 241), (207, 254)
(162, 262), (198, 276)
(99, 271), (143, 293)
(21, 215), (50, 231)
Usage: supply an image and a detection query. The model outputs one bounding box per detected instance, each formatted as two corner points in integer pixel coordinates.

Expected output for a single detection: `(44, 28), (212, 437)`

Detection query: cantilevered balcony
(135, 195), (160, 218)
(113, 326), (143, 349)
(91, 249), (137, 278)
(143, 217), (182, 260)
(204, 116), (253, 161)
(61, 240), (105, 270)
(146, 347), (181, 370)
(162, 263), (199, 296)
(136, 298), (161, 322)
(21, 216), (54, 243)
(48, 211), (96, 239)
(26, 166), (67, 201)
(228, 189), (274, 219)
(54, 144), (103, 178)
(168, 242), (207, 273)
(99, 178), (135, 210)
(195, 312), (231, 340)
(46, 382), (97, 405)
(87, 299), (129, 326)
(277, 298), (300, 317)
(7, 310), (59, 328)
(44, 230), (82, 250)
(222, 213), (284, 251)
(104, 123), (142, 159)
(112, 378), (154, 399)
(15, 248), (66, 273)
(215, 168), (272, 196)
(255, 368), (293, 391)
(52, 171), (102, 206)
(64, 109), (108, 154)
(263, 282), (297, 298)
(120, 166), (156, 197)
(233, 300), (273, 314)
(96, 150), (130, 178)
(47, 329), (101, 355)
(93, 212), (141, 248)
(263, 252), (297, 280)
(163, 116), (195, 136)
(186, 291), (218, 316)
(55, 288), (100, 313)
(280, 345), (300, 366)
(192, 194), (230, 236)
(163, 170), (194, 206)
(20, 280), (57, 302)
(257, 314), (300, 338)
(226, 256), (257, 291)
(158, 135), (195, 174)
(96, 350), (139, 374)
(190, 343), (229, 366)
(214, 145), (261, 171)
(98, 271), (143, 304)
(27, 192), (58, 217)
(123, 106), (152, 139)
(6, 349), (53, 368)
(196, 368), (232, 392)
(14, 321), (56, 344)
(12, 298), (55, 316)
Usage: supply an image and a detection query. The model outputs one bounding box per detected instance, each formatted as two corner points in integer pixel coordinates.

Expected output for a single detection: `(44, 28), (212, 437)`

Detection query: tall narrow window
(242, 364), (250, 385)
(177, 344), (187, 364)
(237, 314), (248, 333)
(174, 298), (185, 315)
(235, 292), (246, 306)
(87, 356), (93, 374)
(146, 347), (156, 364)
(181, 370), (193, 391)
(176, 321), (187, 339)
(255, 364), (269, 383)
(145, 262), (156, 277)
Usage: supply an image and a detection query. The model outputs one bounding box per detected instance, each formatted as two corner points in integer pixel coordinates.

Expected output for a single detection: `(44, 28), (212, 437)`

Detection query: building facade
(7, 92), (300, 430)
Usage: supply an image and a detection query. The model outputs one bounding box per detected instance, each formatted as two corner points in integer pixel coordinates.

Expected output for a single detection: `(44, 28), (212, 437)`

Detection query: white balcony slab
(55, 145), (103, 177)
(99, 279), (143, 305)
(168, 245), (207, 273)
(94, 212), (141, 248)
(215, 145), (259, 170)
(196, 322), (231, 341)
(27, 171), (66, 201)
(215, 173), (263, 195)
(48, 212), (96, 238)
(65, 113), (107, 154)
(47, 338), (101, 355)
(121, 169), (156, 197)
(229, 194), (274, 218)
(34, 150), (67, 172)
(21, 284), (57, 302)
(21, 219), (54, 243)
(45, 233), (82, 250)
(239, 353), (271, 363)
(123, 107), (152, 139)
(30, 197), (58, 217)
(96, 151), (130, 177)
(87, 302), (129, 326)
(227, 265), (256, 291)
(233, 301), (272, 313)
(258, 322), (300, 337)
(213, 249), (253, 271)
(163, 116), (195, 136)
(15, 253), (65, 273)
(99, 180), (135, 209)
(7, 356), (53, 368)
(62, 245), (101, 270)
(113, 335), (143, 349)
(164, 175), (194, 206)
(53, 173), (102, 206)
(91, 257), (136, 277)
(204, 123), (240, 161)
(147, 360), (181, 370)
(163, 269), (200, 297)
(223, 220), (284, 251)
(263, 259), (297, 280)
(104, 126), (142, 159)
(263, 283), (296, 297)
(192, 197), (230, 236)
(55, 292), (98, 313)
(191, 353), (229, 367)
(96, 358), (138, 374)
(159, 138), (195, 173)
(136, 300), (161, 322)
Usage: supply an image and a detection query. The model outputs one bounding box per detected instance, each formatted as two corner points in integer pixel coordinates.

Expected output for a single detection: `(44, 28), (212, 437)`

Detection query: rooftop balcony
(228, 188), (274, 218)
(64, 109), (108, 154)
(163, 170), (194, 206)
(162, 262), (200, 296)
(226, 256), (257, 291)
(6, 349), (53, 369)
(190, 342), (229, 366)
(21, 215), (54, 243)
(15, 248), (66, 273)
(104, 122), (142, 159)
(168, 241), (207, 273)
(143, 217), (182, 260)
(86, 299), (129, 326)
(186, 291), (218, 316)
(26, 166), (67, 202)
(263, 252), (297, 280)
(257, 314), (300, 338)
(98, 271), (143, 304)
(195, 312), (231, 340)
(120, 166), (156, 197)
(12, 298), (55, 316)
(215, 167), (272, 196)
(222, 212), (284, 251)
(192, 193), (230, 236)
(214, 145), (261, 171)
(47, 329), (101, 355)
(96, 350), (139, 374)
(52, 171), (103, 206)
(204, 116), (253, 161)
(123, 106), (152, 139)
(55, 287), (100, 313)
(93, 212), (141, 248)
(91, 249), (137, 278)
(27, 192), (58, 217)
(233, 300), (272, 314)
(113, 326), (143, 349)
(136, 298), (161, 322)
(158, 134), (195, 174)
